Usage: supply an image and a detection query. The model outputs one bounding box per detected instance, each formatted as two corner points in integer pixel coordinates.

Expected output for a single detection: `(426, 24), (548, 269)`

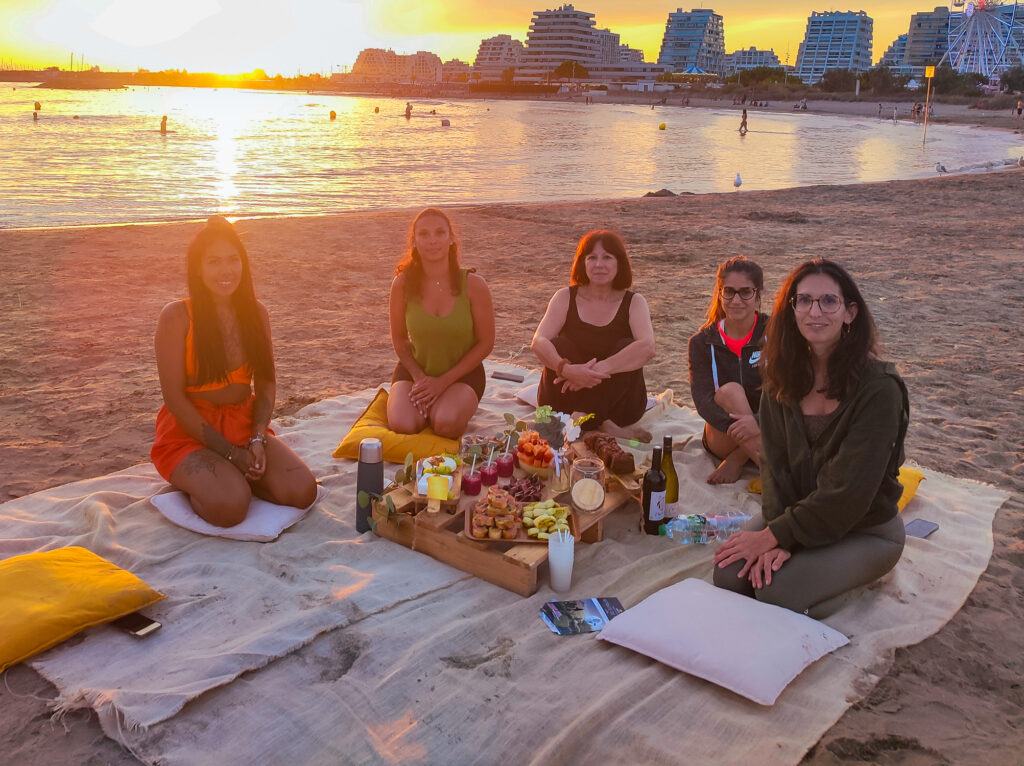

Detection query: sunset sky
(0, 1), (943, 74)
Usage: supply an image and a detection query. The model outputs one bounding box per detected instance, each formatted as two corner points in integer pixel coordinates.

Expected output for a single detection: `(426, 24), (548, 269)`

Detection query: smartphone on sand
(112, 612), (162, 638)
(905, 519), (939, 539)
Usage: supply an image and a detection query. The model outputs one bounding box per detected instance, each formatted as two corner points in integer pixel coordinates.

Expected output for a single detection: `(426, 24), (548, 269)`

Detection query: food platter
(463, 491), (579, 544)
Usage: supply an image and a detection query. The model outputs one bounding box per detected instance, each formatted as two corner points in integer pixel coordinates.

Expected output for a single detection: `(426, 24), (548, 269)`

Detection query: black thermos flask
(356, 437), (383, 533)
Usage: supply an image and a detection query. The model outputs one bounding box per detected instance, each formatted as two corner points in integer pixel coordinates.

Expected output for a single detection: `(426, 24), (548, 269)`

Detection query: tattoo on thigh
(181, 450), (222, 477)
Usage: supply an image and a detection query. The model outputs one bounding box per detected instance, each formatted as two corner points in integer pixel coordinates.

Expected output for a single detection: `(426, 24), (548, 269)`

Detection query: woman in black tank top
(531, 230), (655, 442)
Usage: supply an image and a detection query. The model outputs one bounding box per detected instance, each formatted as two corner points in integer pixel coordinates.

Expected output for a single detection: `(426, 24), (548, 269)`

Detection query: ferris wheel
(944, 1), (1024, 78)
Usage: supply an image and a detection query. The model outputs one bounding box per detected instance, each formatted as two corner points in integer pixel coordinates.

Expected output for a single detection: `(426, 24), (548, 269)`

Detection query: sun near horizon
(1, 1), (943, 75)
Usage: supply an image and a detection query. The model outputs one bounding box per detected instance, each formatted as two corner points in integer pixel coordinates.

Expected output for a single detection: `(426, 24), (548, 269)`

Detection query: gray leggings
(712, 514), (905, 616)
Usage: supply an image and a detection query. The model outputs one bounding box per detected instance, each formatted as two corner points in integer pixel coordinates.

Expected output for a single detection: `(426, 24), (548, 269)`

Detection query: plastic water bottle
(660, 511), (752, 545)
(661, 516), (697, 544)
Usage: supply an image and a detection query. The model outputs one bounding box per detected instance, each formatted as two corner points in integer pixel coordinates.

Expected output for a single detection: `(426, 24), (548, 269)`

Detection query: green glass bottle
(662, 435), (679, 517)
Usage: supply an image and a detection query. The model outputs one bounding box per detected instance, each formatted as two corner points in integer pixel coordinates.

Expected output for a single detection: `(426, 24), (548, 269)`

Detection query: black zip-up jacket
(687, 312), (769, 434)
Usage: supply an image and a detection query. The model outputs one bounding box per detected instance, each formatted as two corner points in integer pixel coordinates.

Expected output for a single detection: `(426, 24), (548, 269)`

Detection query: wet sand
(1, 170), (1022, 763)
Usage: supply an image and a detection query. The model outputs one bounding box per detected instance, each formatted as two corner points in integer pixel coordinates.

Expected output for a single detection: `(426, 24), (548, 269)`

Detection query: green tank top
(406, 269), (477, 377)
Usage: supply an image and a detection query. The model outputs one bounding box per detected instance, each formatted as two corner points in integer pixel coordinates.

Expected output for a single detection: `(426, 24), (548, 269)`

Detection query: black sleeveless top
(562, 287), (635, 360)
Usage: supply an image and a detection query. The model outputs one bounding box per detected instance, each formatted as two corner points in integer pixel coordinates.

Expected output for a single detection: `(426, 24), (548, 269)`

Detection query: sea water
(1, 84), (1019, 229)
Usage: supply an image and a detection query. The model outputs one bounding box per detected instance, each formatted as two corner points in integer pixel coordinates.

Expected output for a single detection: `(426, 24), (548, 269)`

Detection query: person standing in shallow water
(151, 216), (317, 526)
(712, 259), (907, 616)
(387, 208), (495, 439)
(531, 230), (655, 442)
(688, 257), (767, 484)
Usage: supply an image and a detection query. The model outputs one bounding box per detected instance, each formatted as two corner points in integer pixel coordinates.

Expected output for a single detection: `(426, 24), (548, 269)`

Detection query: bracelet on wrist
(248, 434), (267, 447)
(224, 445), (234, 462)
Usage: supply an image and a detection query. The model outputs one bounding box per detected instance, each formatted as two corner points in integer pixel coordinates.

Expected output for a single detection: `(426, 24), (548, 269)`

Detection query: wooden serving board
(410, 463), (463, 513)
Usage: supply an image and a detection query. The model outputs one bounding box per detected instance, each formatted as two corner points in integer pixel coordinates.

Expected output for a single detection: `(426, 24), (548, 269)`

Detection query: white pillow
(598, 578), (849, 705)
(150, 485), (326, 542)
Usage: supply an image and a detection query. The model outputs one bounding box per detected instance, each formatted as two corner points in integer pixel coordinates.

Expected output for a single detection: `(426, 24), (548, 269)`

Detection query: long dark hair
(702, 256), (764, 327)
(394, 208), (462, 298)
(186, 216), (274, 385)
(569, 229), (632, 289)
(762, 259), (878, 405)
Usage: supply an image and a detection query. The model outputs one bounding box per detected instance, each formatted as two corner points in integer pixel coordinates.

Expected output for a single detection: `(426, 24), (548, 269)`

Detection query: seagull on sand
(733, 173), (742, 190)
(935, 162), (948, 174)
(1018, 156), (1024, 168)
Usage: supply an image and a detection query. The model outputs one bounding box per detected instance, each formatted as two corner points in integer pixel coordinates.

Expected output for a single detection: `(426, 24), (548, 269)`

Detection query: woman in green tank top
(388, 208), (495, 439)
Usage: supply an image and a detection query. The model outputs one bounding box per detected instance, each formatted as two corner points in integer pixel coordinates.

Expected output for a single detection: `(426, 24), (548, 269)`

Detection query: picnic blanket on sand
(1, 361), (1008, 765)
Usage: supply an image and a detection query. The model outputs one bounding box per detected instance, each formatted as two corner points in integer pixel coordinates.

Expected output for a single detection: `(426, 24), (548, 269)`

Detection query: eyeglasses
(722, 287), (757, 301)
(791, 293), (844, 314)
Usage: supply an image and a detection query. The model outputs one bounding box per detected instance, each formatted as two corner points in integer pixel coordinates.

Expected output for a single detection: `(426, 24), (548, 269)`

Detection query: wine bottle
(642, 446), (667, 535)
(662, 435), (679, 517)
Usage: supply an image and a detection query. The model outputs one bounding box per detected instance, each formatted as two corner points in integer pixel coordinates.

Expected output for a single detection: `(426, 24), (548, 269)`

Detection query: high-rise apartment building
(516, 5), (667, 84)
(794, 10), (873, 84)
(519, 4), (603, 74)
(657, 8), (726, 75)
(350, 49), (442, 83)
(879, 34), (910, 72)
(724, 47), (781, 76)
(904, 6), (949, 70)
(472, 34), (525, 82)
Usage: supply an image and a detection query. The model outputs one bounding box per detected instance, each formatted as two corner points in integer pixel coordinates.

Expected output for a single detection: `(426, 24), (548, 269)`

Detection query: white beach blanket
(1, 361), (1007, 765)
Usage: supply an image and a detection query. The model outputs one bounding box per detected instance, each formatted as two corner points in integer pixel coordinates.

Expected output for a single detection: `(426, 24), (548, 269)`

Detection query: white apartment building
(516, 4), (667, 84)
(724, 46), (781, 76)
(350, 49), (442, 83)
(657, 8), (726, 75)
(442, 59), (471, 83)
(795, 10), (873, 84)
(472, 34), (525, 82)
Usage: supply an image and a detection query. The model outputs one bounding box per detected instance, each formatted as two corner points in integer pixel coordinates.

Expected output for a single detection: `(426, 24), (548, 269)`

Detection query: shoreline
(5, 161), (1023, 234)
(1, 172), (1022, 764)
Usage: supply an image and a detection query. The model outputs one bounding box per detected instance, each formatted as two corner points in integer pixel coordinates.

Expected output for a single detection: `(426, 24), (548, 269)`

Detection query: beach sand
(1, 171), (1022, 763)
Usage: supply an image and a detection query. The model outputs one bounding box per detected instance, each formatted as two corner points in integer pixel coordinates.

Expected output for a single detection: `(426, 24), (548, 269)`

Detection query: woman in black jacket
(687, 257), (768, 484)
(713, 259), (907, 616)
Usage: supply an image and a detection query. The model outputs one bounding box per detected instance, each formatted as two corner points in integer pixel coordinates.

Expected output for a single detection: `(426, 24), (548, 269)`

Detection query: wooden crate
(371, 484), (417, 548)
(373, 477), (637, 596)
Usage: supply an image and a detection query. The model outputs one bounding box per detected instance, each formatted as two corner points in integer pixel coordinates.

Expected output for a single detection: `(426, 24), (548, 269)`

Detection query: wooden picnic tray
(372, 478), (637, 596)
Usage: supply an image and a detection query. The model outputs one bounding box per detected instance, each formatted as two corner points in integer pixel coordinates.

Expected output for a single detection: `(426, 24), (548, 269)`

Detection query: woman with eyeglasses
(712, 259), (908, 616)
(687, 257), (768, 484)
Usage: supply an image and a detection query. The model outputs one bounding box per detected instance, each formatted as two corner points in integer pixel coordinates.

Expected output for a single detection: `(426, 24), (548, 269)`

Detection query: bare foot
(706, 450), (747, 484)
(601, 419), (652, 443)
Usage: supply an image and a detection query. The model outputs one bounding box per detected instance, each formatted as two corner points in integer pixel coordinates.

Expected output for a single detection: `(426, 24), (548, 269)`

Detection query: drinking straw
(504, 433), (512, 456)
(470, 453), (477, 476)
(487, 446), (496, 466)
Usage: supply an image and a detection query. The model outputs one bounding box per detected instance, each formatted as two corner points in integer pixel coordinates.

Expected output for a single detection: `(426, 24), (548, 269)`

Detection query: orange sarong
(150, 396), (273, 481)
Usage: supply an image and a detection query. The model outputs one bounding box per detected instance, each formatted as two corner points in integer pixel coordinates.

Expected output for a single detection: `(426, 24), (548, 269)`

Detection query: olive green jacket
(760, 361), (909, 551)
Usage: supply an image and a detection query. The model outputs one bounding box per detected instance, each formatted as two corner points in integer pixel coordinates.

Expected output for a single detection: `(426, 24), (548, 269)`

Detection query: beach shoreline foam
(1, 171), (1022, 763)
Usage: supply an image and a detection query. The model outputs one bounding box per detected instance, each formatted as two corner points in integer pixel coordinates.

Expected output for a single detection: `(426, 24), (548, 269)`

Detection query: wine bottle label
(649, 491), (666, 522)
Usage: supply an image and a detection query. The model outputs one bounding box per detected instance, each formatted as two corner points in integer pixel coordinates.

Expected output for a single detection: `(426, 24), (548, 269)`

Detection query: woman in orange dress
(151, 216), (317, 526)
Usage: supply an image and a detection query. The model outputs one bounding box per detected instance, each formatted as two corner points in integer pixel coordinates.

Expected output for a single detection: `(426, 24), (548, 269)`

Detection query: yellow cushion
(0, 547), (165, 673)
(332, 388), (459, 464)
(897, 466), (925, 512)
